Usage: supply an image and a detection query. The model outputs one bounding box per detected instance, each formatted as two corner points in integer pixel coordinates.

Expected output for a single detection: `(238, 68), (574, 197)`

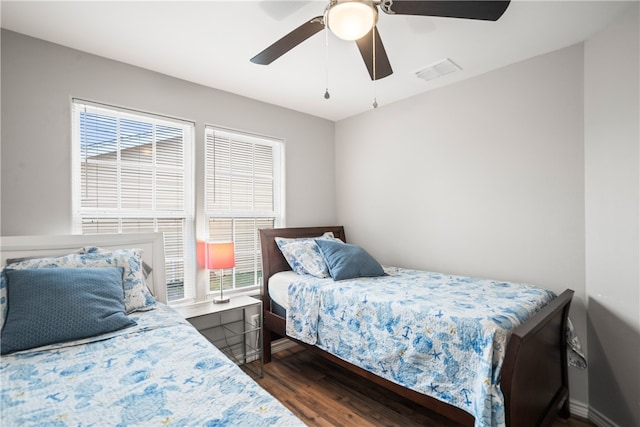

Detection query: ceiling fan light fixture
(327, 1), (378, 41)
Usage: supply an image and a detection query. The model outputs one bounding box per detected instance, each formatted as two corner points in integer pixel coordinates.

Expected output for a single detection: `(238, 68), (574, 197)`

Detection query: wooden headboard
(259, 226), (345, 310)
(259, 226), (346, 283)
(0, 233), (167, 304)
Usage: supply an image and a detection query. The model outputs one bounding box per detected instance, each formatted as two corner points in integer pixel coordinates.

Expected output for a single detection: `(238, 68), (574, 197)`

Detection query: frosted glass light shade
(328, 1), (377, 41)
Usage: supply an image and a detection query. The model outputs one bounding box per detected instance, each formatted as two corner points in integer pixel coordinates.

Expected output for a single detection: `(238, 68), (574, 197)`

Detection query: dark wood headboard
(259, 226), (346, 284)
(259, 226), (345, 311)
(258, 226), (346, 361)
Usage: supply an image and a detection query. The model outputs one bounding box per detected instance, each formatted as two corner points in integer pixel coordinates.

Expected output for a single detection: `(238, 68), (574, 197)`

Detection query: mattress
(1, 303), (303, 426)
(268, 270), (299, 309)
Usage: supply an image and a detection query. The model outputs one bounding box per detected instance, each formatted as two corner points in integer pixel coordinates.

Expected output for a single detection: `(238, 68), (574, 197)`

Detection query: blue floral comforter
(286, 267), (556, 427)
(1, 304), (303, 427)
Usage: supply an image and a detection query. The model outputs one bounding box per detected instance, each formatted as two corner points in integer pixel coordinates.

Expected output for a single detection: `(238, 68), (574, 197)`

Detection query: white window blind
(71, 100), (195, 302)
(205, 127), (283, 295)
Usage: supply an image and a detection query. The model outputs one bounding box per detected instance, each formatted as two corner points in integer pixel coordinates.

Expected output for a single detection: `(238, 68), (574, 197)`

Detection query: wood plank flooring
(246, 344), (595, 427)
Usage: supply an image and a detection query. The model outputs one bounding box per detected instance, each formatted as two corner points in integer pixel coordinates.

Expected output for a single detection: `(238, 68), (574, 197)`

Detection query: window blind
(72, 100), (195, 302)
(204, 127), (283, 294)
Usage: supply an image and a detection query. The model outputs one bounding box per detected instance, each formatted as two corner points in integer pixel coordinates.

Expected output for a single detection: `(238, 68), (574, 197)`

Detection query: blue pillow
(1, 267), (136, 355)
(315, 239), (385, 281)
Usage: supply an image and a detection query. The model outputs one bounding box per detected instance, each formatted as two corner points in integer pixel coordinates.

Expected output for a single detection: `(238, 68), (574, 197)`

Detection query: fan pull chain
(324, 25), (330, 100)
(372, 27), (378, 109)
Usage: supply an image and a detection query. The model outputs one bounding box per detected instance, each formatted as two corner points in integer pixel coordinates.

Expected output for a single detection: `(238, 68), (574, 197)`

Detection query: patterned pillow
(1, 267), (136, 355)
(4, 248), (155, 313)
(77, 246), (155, 296)
(275, 232), (336, 278)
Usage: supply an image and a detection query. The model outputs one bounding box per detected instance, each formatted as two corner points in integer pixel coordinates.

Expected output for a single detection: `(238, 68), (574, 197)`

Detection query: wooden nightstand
(173, 295), (263, 378)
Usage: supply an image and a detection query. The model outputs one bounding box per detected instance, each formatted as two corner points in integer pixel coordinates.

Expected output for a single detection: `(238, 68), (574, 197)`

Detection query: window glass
(205, 127), (283, 295)
(72, 100), (194, 302)
(73, 102), (284, 303)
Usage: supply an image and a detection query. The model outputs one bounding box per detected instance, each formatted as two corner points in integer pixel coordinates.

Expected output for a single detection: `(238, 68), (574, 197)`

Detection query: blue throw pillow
(6, 248), (155, 313)
(1, 267), (136, 355)
(315, 239), (385, 281)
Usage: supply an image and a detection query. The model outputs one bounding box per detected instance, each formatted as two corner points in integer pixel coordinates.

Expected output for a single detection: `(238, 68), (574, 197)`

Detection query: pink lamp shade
(206, 242), (235, 270)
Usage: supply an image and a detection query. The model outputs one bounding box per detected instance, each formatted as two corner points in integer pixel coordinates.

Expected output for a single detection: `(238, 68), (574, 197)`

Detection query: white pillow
(275, 232), (336, 278)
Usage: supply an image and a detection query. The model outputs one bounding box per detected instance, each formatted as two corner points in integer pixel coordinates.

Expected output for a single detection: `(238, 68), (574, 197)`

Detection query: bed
(260, 226), (576, 427)
(0, 232), (303, 427)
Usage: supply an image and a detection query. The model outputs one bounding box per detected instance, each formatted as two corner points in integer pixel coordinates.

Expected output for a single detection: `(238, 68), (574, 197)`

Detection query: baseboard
(228, 338), (292, 367)
(271, 337), (297, 354)
(588, 406), (620, 427)
(570, 399), (589, 419)
(245, 348), (260, 363)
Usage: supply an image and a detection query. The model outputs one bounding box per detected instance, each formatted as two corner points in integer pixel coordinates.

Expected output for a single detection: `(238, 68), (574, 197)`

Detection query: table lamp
(207, 242), (235, 304)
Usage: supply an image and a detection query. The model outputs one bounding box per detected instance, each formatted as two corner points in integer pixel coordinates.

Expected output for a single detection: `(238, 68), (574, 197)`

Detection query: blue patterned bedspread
(1, 304), (303, 427)
(286, 267), (556, 427)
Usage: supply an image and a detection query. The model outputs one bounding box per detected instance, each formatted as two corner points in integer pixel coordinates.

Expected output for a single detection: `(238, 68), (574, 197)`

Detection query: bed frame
(1, 232), (167, 304)
(259, 226), (573, 427)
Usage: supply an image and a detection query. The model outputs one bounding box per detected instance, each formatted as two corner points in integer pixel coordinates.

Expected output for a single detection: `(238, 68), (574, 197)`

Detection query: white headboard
(0, 233), (167, 304)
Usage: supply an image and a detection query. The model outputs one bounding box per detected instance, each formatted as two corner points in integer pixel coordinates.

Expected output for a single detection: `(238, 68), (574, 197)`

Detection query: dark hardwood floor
(246, 345), (595, 427)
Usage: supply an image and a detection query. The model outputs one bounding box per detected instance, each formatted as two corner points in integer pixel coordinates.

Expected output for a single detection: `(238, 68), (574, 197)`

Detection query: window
(72, 100), (195, 302)
(205, 127), (284, 296)
(72, 101), (284, 303)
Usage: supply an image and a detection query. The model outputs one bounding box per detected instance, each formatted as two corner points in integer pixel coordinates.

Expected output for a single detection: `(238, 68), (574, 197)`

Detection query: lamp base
(214, 269), (230, 304)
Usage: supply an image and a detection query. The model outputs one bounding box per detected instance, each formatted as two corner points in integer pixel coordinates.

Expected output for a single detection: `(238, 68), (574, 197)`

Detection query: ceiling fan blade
(381, 1), (510, 21)
(250, 16), (325, 65)
(355, 27), (393, 80)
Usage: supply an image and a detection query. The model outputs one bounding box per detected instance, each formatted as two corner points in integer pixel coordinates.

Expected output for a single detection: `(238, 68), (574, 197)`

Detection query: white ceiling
(0, 1), (632, 121)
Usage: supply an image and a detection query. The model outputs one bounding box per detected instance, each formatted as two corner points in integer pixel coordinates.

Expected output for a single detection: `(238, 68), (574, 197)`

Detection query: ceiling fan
(250, 0), (511, 81)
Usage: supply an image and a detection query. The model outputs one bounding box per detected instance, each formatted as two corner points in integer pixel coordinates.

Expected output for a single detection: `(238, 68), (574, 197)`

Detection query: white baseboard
(271, 337), (297, 354)
(571, 399), (621, 427)
(570, 399), (589, 419)
(225, 338), (292, 366)
(589, 406), (620, 427)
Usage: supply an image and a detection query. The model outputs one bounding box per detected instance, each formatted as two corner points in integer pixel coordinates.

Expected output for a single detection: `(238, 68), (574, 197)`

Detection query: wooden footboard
(259, 226), (573, 426)
(502, 289), (573, 426)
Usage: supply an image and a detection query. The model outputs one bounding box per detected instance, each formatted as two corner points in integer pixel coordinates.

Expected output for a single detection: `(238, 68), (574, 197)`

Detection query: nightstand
(173, 295), (263, 378)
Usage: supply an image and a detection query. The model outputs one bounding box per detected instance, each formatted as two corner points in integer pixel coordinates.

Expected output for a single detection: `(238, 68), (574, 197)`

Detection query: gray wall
(585, 3), (639, 426)
(2, 6), (639, 424)
(334, 5), (639, 423)
(1, 29), (336, 236)
(335, 42), (589, 406)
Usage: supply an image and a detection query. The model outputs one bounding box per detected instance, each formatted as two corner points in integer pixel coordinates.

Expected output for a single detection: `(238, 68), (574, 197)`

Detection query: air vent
(414, 58), (461, 82)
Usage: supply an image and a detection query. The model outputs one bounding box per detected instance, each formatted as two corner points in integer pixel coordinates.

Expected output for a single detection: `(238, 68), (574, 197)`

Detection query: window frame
(71, 99), (196, 303)
(71, 101), (286, 305)
(203, 125), (285, 298)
